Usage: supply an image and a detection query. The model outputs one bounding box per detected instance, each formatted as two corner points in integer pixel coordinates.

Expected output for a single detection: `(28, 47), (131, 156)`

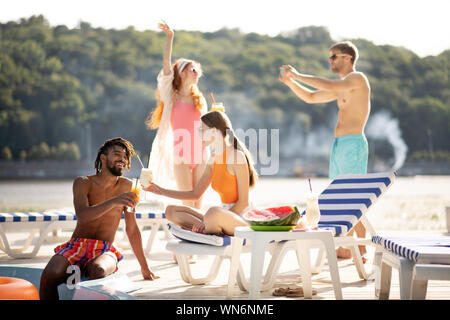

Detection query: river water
(1, 176), (449, 231)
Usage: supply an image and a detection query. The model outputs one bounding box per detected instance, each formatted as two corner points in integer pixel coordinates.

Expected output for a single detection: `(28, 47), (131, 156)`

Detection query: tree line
(0, 15), (449, 166)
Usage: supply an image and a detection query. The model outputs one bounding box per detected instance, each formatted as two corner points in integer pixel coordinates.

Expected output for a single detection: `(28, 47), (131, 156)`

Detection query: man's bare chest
(87, 184), (123, 206)
(337, 88), (368, 110)
(337, 90), (353, 106)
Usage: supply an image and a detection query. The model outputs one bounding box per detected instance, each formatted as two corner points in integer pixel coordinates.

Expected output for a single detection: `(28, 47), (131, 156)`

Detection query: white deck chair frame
(0, 212), (77, 259)
(116, 215), (171, 254)
(166, 238), (282, 293)
(372, 236), (450, 300)
(0, 211), (169, 258)
(375, 250), (450, 299)
(167, 239), (244, 289)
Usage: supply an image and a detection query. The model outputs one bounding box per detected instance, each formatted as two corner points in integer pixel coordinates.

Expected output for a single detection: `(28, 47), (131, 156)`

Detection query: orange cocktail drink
(126, 178), (140, 212)
(131, 185), (140, 203)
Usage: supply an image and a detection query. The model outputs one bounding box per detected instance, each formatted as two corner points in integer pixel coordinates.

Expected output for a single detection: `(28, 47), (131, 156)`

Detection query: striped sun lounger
(252, 171), (396, 283)
(0, 210), (167, 259)
(296, 171), (397, 279)
(234, 171), (397, 298)
(316, 172), (395, 236)
(372, 235), (450, 299)
(165, 172), (396, 294)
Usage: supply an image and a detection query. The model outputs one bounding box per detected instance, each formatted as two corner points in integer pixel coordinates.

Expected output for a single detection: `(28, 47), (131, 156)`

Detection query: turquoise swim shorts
(329, 134), (368, 180)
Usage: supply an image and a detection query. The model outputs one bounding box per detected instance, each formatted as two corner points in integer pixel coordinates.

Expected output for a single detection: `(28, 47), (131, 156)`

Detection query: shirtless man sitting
(279, 41), (370, 262)
(39, 137), (158, 300)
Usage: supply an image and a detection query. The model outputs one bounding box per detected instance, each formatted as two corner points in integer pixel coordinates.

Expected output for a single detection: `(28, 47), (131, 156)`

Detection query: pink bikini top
(170, 100), (204, 167)
(171, 100), (202, 134)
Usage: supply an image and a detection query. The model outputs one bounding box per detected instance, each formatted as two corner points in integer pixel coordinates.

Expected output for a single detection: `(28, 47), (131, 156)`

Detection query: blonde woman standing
(147, 21), (208, 209)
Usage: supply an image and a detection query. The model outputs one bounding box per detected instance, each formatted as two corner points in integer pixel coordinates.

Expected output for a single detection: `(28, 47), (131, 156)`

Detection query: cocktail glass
(126, 178), (140, 213)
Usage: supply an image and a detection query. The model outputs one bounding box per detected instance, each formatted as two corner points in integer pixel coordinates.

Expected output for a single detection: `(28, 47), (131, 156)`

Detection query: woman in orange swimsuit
(146, 21), (208, 209)
(143, 110), (258, 236)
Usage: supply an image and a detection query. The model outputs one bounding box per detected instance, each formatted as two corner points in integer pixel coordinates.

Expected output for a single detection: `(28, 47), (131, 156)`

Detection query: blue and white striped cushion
(121, 212), (166, 219)
(372, 235), (450, 264)
(0, 211), (77, 222)
(314, 172), (396, 236)
(168, 223), (233, 246)
(0, 211), (166, 222)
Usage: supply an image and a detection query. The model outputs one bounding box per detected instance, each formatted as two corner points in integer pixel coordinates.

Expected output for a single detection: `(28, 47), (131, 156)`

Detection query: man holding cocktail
(39, 137), (158, 300)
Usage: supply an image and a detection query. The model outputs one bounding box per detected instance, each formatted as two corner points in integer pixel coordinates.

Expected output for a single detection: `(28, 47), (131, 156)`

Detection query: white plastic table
(227, 226), (343, 300)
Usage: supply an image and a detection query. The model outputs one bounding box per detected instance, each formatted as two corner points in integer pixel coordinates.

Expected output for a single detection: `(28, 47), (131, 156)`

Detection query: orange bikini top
(211, 147), (239, 204)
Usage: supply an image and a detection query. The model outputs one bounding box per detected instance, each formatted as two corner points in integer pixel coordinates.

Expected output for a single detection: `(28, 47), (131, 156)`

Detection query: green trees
(0, 15), (448, 165)
(25, 141), (80, 161)
(0, 146), (12, 161)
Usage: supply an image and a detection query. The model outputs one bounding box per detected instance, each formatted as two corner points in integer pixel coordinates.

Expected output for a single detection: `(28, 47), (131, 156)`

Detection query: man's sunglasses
(329, 53), (350, 61)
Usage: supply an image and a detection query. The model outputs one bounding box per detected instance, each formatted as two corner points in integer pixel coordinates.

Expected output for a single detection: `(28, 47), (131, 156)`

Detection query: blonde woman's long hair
(146, 58), (205, 129)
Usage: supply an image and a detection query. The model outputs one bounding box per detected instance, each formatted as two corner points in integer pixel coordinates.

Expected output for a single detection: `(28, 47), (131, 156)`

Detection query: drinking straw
(135, 154), (145, 168)
(210, 92), (216, 105)
(308, 178), (312, 192)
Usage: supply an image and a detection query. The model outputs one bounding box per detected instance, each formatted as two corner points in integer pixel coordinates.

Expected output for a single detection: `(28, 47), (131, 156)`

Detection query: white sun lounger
(0, 210), (168, 258)
(166, 223), (252, 291)
(372, 235), (450, 299)
(268, 171), (397, 281)
(227, 171), (396, 299)
(165, 172), (395, 299)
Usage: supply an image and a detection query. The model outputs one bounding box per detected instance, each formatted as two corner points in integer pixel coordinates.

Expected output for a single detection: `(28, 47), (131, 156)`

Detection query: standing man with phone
(279, 41), (371, 262)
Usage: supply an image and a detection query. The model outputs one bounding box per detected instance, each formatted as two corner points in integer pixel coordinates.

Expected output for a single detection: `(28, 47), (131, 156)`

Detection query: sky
(1, 0), (449, 57)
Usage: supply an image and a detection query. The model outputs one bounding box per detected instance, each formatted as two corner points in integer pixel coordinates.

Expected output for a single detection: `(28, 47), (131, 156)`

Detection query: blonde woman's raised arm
(157, 20), (174, 75)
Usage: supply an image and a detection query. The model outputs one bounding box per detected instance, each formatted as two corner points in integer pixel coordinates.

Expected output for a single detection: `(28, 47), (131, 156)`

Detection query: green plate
(249, 225), (296, 231)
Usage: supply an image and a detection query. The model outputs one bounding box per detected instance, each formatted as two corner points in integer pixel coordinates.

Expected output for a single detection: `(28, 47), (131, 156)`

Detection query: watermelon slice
(243, 206), (301, 226)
